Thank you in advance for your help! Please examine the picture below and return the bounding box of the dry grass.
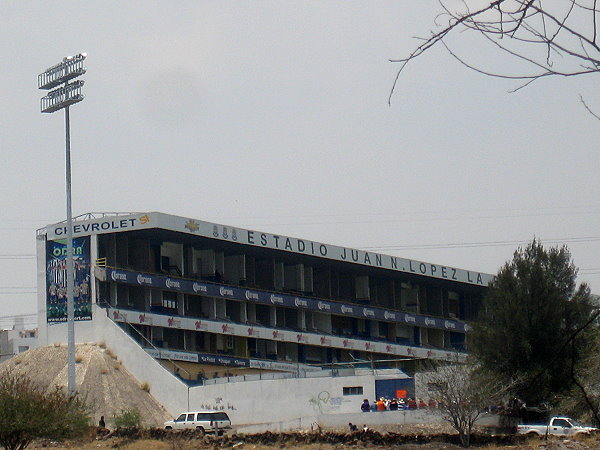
[32,440,339,450]
[121,441,172,450]
[140,381,150,392]
[41,439,173,449]
[31,432,600,450]
[75,354,83,363]
[99,341,107,349]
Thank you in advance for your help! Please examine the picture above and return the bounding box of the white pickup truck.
[517,417,598,437]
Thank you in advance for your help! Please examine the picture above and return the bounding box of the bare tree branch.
[421,362,518,447]
[580,94,600,119]
[392,0,600,114]
[570,339,600,426]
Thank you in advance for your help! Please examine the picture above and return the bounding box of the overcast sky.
[1,1,599,325]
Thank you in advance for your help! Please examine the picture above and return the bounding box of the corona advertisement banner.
[46,236,91,322]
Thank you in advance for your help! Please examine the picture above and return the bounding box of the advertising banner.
[103,267,469,333]
[46,236,91,322]
[110,307,467,362]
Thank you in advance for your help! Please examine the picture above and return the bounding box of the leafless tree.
[558,330,600,426]
[422,362,514,447]
[390,1,600,104]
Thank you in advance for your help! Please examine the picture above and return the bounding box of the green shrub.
[0,369,90,450]
[112,407,142,428]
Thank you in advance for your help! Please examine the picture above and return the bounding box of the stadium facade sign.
[46,212,493,286]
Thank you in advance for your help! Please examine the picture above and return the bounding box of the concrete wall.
[234,410,505,433]
[318,411,502,430]
[86,306,388,425]
[90,305,189,416]
[43,320,96,347]
[187,373,377,425]
[318,409,443,428]
[0,330,39,362]
[39,303,418,427]
[236,410,448,433]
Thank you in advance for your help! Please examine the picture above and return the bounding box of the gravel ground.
[27,427,600,449]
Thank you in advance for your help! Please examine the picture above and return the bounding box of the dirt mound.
[1,343,171,427]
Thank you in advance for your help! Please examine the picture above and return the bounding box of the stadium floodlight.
[39,53,86,114]
[40,80,85,113]
[38,53,87,90]
[38,53,87,396]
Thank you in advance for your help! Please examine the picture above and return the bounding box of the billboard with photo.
[46,236,91,322]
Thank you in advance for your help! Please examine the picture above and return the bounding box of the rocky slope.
[0,343,171,427]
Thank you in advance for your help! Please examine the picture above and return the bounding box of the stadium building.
[36,212,493,425]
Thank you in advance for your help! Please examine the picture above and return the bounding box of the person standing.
[360,399,370,412]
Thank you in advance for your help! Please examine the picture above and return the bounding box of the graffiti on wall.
[308,391,343,413]
[199,397,236,411]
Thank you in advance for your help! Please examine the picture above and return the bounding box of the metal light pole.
[38,53,87,396]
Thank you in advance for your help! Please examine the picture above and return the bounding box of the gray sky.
[1,1,599,324]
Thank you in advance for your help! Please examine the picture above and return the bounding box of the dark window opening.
[343,386,364,396]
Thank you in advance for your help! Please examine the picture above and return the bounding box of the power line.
[359,236,600,251]
[2,234,600,260]
[0,313,36,318]
[0,313,38,327]
[0,255,35,259]
[0,317,37,322]
[242,210,600,229]
[218,204,600,221]
[0,292,37,295]
[0,287,36,290]
[0,287,37,294]
[3,205,600,237]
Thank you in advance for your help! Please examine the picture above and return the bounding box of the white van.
[164,410,232,435]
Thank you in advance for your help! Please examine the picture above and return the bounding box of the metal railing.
[40,80,84,113]
[38,55,86,90]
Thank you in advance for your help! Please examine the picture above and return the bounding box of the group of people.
[348,422,369,432]
[212,371,235,379]
[360,397,436,412]
[47,257,91,321]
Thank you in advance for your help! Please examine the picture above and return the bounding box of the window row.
[98,232,481,320]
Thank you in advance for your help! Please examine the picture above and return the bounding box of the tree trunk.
[459,430,471,447]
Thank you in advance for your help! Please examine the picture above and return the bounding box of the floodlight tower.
[38,53,87,396]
